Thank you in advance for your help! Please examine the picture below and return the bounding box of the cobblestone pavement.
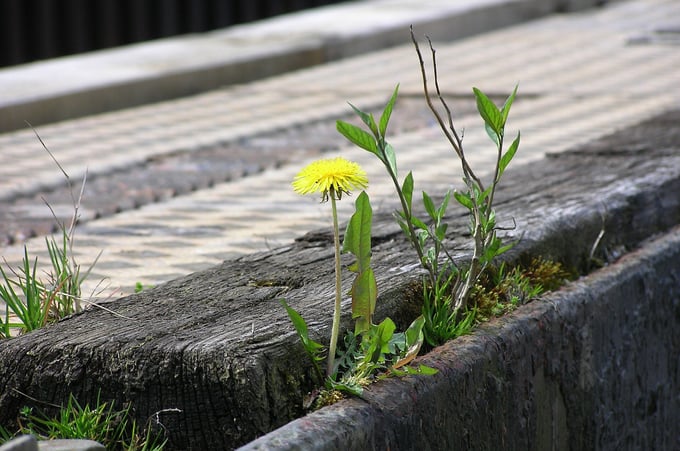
[1,0,679,299]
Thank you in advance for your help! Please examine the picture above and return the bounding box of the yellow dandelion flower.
[292,157,368,201]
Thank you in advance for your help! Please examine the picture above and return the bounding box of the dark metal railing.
[0,0,346,67]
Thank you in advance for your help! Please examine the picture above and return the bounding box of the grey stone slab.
[38,440,105,451]
[0,436,37,451]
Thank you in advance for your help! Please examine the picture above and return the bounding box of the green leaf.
[280,300,322,352]
[327,378,364,396]
[336,120,379,155]
[405,315,425,346]
[499,131,520,176]
[342,192,375,335]
[417,230,428,249]
[392,316,426,370]
[379,84,400,138]
[479,186,493,205]
[422,191,437,219]
[473,87,503,136]
[485,123,500,146]
[342,191,373,273]
[437,191,451,220]
[435,223,448,242]
[351,268,377,335]
[411,216,428,231]
[383,143,398,177]
[395,216,412,238]
[496,242,515,256]
[369,318,396,361]
[501,84,518,125]
[453,190,474,210]
[415,365,439,375]
[280,299,326,376]
[401,172,414,212]
[349,102,379,137]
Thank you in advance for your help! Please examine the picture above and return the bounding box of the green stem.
[379,143,435,288]
[327,189,342,377]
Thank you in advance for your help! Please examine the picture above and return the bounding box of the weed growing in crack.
[0,128,101,337]
[337,29,521,347]
[283,157,436,402]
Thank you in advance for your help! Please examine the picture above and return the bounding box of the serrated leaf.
[349,102,379,136]
[342,191,373,273]
[336,120,379,155]
[473,87,502,136]
[379,84,400,137]
[499,131,520,176]
[342,192,375,335]
[351,268,377,335]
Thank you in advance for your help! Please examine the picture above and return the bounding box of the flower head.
[292,157,368,201]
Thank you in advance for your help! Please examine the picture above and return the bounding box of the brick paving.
[0,0,679,300]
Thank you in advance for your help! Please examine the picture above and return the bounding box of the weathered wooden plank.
[1,111,680,449]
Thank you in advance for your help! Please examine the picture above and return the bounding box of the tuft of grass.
[0,128,100,338]
[0,248,47,336]
[0,393,166,451]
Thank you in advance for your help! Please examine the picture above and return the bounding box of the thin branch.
[410,28,483,190]
[428,37,464,152]
[12,388,63,409]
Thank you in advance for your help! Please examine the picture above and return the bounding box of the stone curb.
[0,0,604,133]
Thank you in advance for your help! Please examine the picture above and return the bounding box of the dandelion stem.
[327,188,342,377]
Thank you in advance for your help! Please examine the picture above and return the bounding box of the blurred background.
[0,0,349,67]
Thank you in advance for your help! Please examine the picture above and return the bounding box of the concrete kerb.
[0,0,605,133]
